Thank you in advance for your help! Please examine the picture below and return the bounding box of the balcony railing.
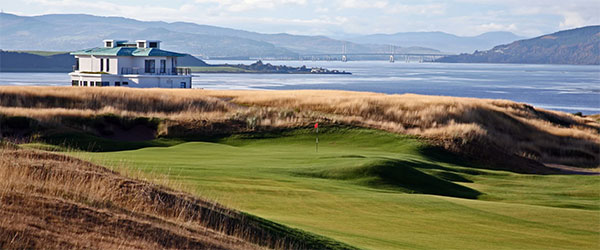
[120,67,191,75]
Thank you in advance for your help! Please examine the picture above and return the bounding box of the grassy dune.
[1,86,598,172]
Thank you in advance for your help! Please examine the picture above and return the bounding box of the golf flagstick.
[315,123,318,153]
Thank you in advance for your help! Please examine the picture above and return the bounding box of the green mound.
[297,159,481,199]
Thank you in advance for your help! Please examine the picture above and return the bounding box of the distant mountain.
[436,26,600,65]
[0,50,207,72]
[0,51,74,72]
[0,13,441,58]
[348,31,525,53]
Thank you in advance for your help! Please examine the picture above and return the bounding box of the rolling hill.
[437,26,600,65]
[0,13,440,58]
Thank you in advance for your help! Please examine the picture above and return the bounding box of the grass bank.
[0,146,357,249]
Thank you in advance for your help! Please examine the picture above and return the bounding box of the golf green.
[74,128,600,249]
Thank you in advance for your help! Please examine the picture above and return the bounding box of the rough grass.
[0,147,357,250]
[1,86,597,173]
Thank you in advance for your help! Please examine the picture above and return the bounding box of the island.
[187,60,350,74]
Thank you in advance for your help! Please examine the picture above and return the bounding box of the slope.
[437,26,600,65]
[0,147,356,250]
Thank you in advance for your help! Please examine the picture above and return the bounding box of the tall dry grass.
[1,86,598,171]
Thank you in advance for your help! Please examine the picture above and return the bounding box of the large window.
[71,80,79,86]
[100,59,104,72]
[145,60,155,73]
[160,59,166,73]
[74,58,79,71]
[106,59,110,72]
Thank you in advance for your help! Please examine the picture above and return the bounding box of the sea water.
[1,61,598,114]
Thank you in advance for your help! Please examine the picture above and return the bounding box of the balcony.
[120,67,191,75]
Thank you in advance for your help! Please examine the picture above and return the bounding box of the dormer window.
[149,42,158,48]
[105,41,112,48]
[137,41,145,48]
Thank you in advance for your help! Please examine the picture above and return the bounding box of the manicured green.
[69,128,599,250]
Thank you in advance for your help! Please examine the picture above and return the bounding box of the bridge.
[298,53,453,62]
[197,44,455,62]
[298,44,454,62]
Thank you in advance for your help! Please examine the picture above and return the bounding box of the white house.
[69,40,192,88]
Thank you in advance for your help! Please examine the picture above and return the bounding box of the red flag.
[314,123,318,128]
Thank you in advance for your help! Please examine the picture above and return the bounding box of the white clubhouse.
[69,40,192,88]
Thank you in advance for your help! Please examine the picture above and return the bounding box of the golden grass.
[1,86,598,170]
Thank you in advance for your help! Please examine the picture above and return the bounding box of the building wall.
[69,73,191,89]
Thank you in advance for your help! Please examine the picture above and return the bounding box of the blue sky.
[2,0,599,37]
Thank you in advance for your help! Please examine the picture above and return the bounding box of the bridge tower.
[341,43,347,62]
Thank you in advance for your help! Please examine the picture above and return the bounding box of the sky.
[1,0,599,37]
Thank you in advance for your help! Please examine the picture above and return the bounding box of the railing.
[176,67,192,75]
[120,67,191,75]
[121,67,140,74]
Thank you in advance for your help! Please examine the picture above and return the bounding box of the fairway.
[75,128,600,249]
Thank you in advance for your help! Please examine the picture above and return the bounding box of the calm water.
[1,61,599,114]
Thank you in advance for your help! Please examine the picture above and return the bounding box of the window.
[105,41,112,47]
[106,59,110,72]
[138,42,145,48]
[102,82,109,87]
[71,80,79,86]
[83,81,87,86]
[122,81,128,86]
[96,81,102,87]
[180,82,186,88]
[74,58,79,71]
[115,81,120,86]
[149,42,158,48]
[160,59,166,73]
[145,60,155,73]
[100,58,104,72]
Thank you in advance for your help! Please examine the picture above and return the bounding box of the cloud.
[475,22,518,33]
[338,0,388,9]
[195,0,307,12]
[8,0,600,37]
[385,3,446,15]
